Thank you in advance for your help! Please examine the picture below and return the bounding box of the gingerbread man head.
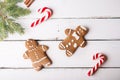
[59,26,88,57]
[23,39,52,71]
[25,39,38,50]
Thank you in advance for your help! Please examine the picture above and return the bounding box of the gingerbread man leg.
[41,57,52,67]
[32,63,43,71]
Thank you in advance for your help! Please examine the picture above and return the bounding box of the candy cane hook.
[31,7,53,27]
[87,53,106,76]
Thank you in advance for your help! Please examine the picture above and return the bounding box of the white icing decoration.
[44,62,51,67]
[77,31,81,35]
[68,42,71,46]
[80,41,85,47]
[42,45,45,51]
[68,29,72,35]
[25,53,28,58]
[72,32,79,40]
[66,45,69,48]
[59,43,65,49]
[73,43,77,48]
[80,26,87,31]
[59,45,63,49]
[79,28,83,33]
[33,56,47,64]
[35,52,39,59]
[66,50,72,56]
[71,39,74,42]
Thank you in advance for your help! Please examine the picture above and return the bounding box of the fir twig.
[0,0,31,40]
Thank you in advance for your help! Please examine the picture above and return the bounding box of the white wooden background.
[0,0,120,80]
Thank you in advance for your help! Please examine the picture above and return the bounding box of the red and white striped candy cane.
[87,53,106,76]
[31,7,53,27]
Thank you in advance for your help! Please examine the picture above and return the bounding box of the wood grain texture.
[5,19,120,40]
[0,69,120,80]
[19,0,120,18]
[0,41,120,67]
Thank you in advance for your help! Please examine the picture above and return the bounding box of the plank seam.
[0,67,120,69]
[3,39,120,42]
[19,17,120,19]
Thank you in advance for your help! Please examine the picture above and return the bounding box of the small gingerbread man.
[59,25,88,57]
[23,39,52,71]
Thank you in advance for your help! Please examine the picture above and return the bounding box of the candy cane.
[87,53,106,76]
[31,7,53,27]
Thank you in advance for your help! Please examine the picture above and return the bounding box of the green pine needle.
[0,0,31,40]
[4,0,23,4]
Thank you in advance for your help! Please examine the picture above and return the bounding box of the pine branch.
[0,0,31,40]
[4,0,23,4]
[0,17,8,40]
[5,3,31,18]
[6,18,24,34]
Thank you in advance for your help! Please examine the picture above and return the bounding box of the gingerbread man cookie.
[23,39,52,71]
[24,0,34,7]
[59,26,88,57]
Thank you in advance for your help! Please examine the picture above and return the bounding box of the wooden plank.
[19,0,120,18]
[6,19,120,40]
[0,41,120,67]
[0,68,120,80]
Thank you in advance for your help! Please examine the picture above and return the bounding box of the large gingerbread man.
[23,39,52,71]
[59,26,88,57]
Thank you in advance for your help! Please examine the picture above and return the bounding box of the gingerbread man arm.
[79,39,87,48]
[38,45,49,52]
[59,29,74,50]
[59,42,65,50]
[77,26,88,48]
[23,51,29,59]
[65,29,74,36]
